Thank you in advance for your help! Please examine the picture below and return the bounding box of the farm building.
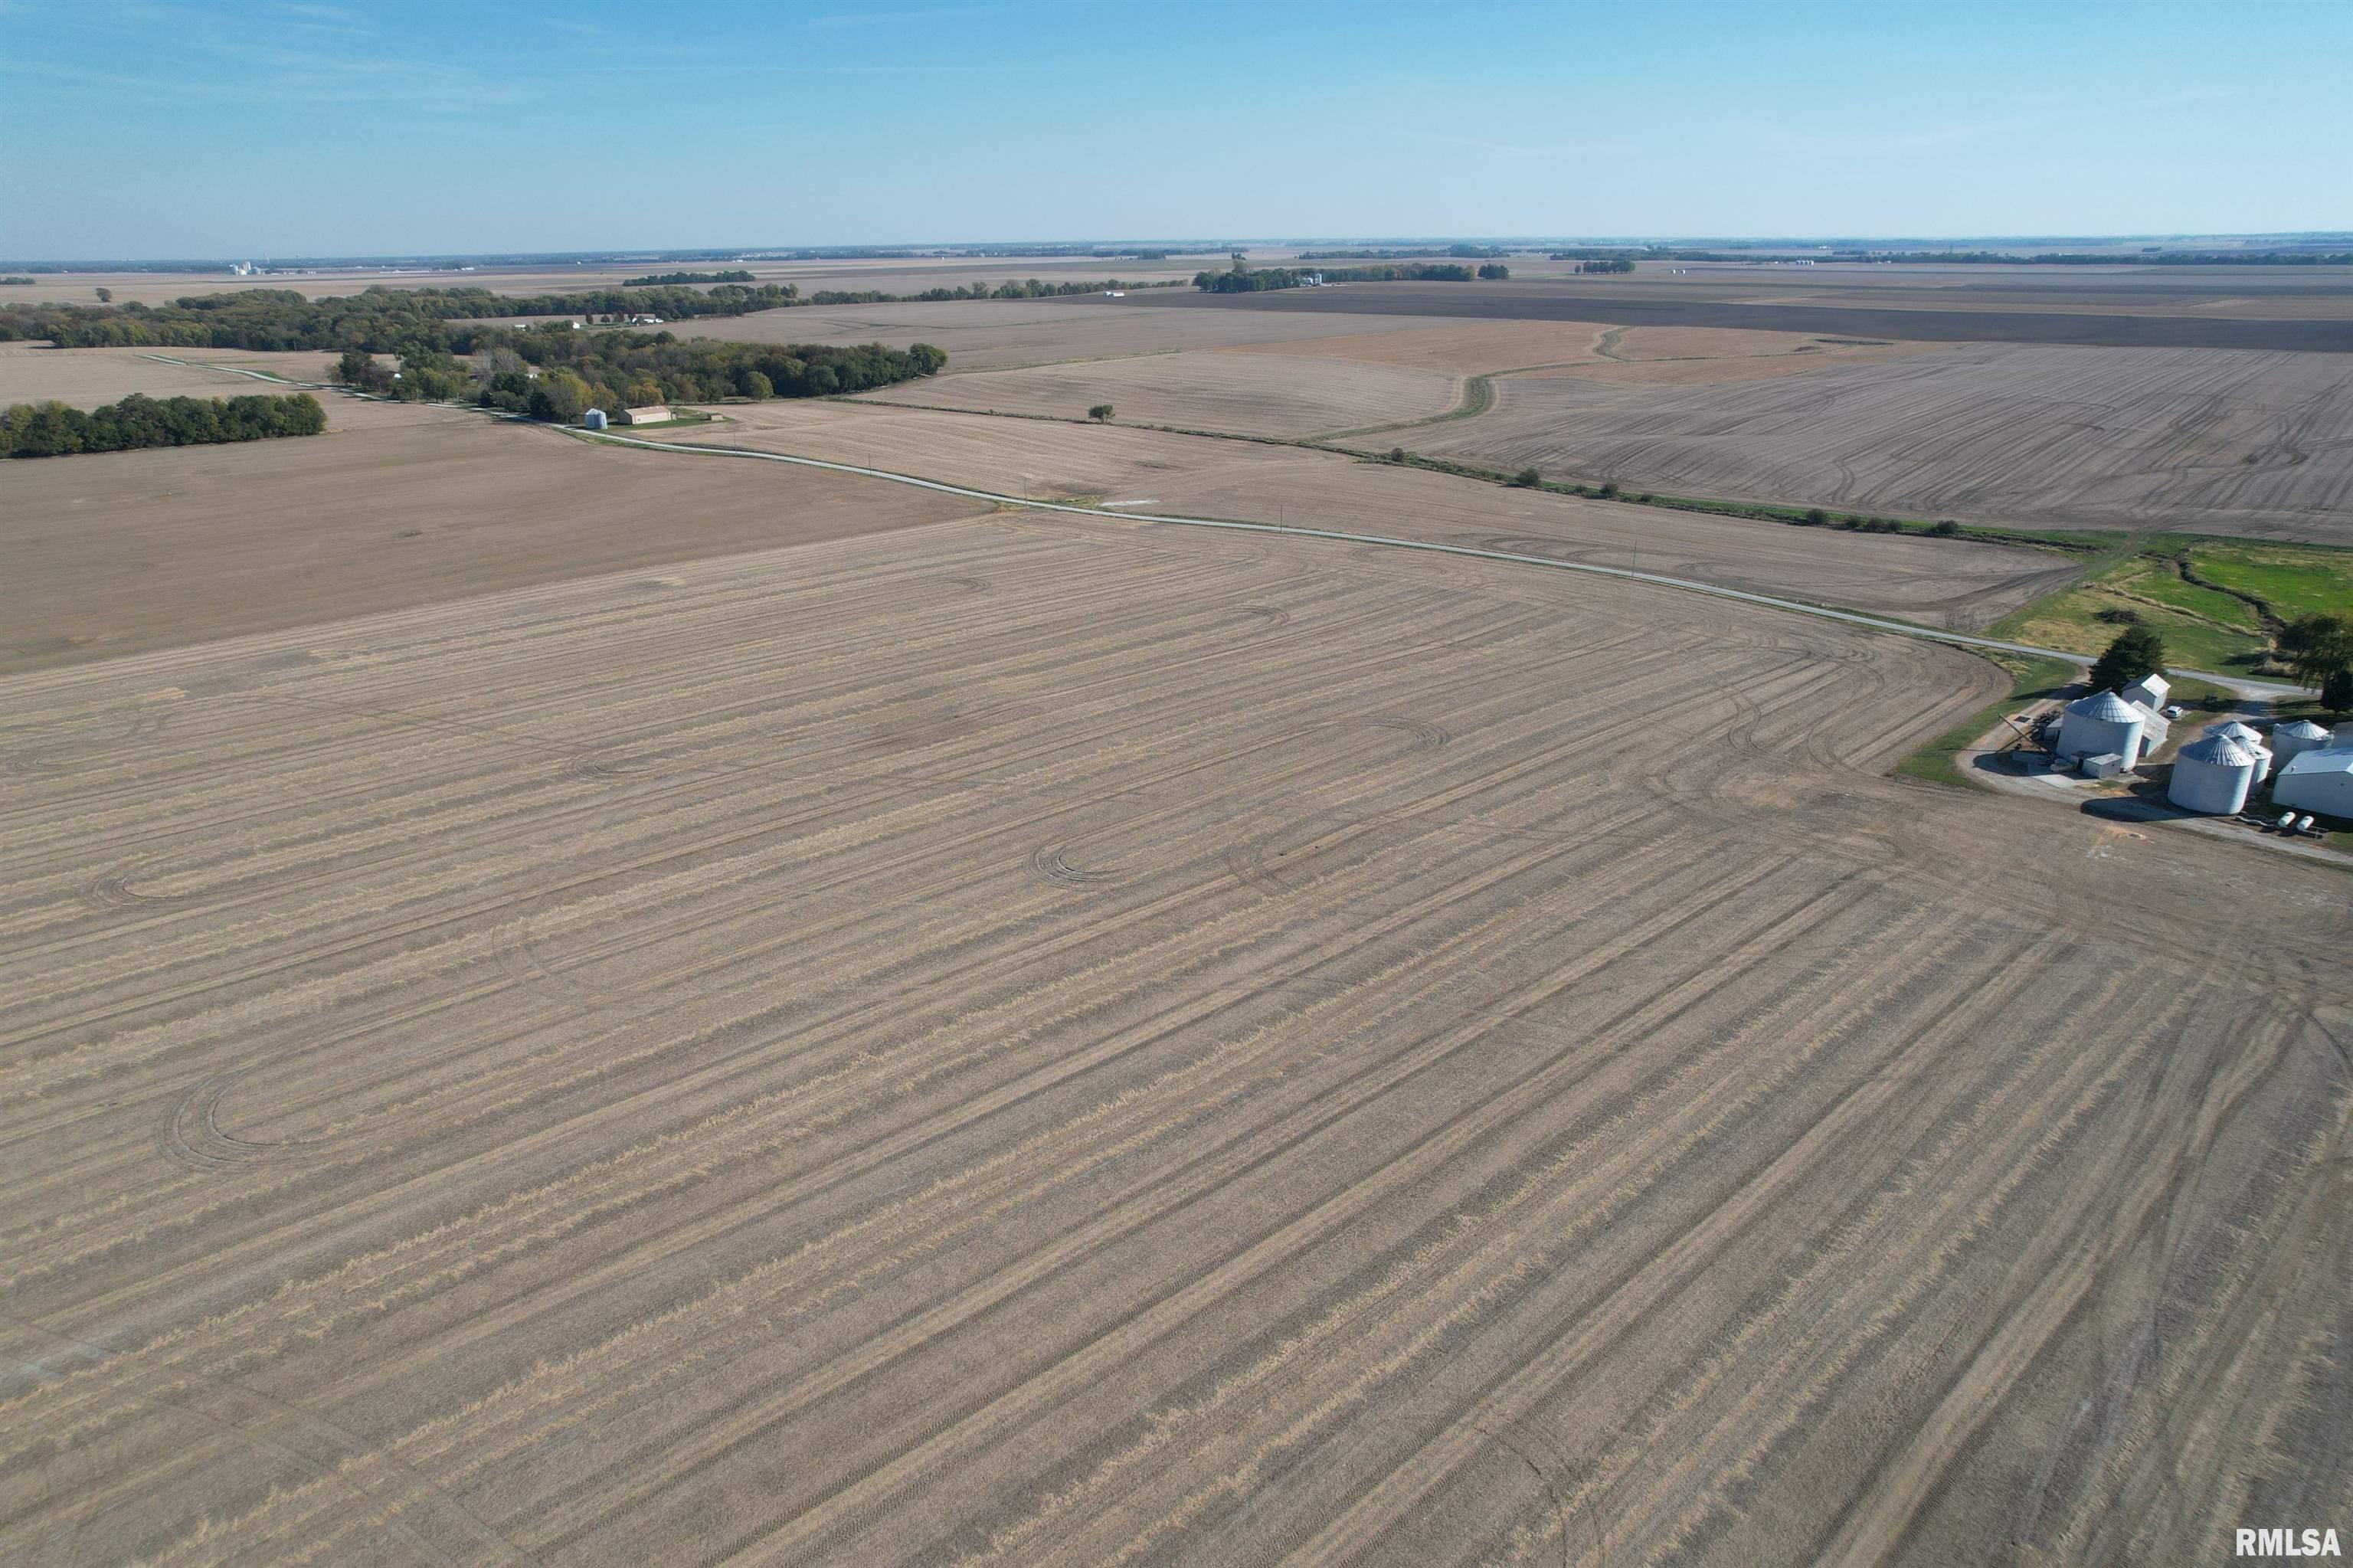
[2120,673,2169,712]
[616,406,670,426]
[2271,719,2332,767]
[2273,746,2353,819]
[2057,690,2145,768]
[581,409,608,431]
[2167,735,2260,816]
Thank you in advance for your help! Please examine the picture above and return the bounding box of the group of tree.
[333,328,948,420]
[621,270,755,286]
[0,276,31,286]
[2090,612,2353,710]
[2,391,326,459]
[806,277,1181,305]
[0,275,1184,354]
[2089,624,2168,692]
[2282,612,2353,710]
[1297,244,1508,260]
[0,283,803,352]
[1573,258,1637,273]
[1194,260,1497,293]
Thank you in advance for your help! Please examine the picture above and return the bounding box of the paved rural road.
[581,429,2309,699]
[133,356,2309,699]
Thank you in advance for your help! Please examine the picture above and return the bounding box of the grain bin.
[2057,690,2146,768]
[2203,721,2273,780]
[2168,735,2260,815]
[2273,719,2331,767]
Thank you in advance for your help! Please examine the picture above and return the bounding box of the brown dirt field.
[674,299,1458,371]
[856,350,1464,437]
[0,419,986,673]
[1222,320,1618,373]
[3,516,2345,1566]
[642,398,1314,500]
[637,402,2065,627]
[0,346,273,409]
[1382,341,2353,543]
[1222,322,1945,387]
[0,345,391,414]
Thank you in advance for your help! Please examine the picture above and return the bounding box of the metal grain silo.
[2058,690,2146,768]
[2203,721,2273,780]
[2168,735,2260,815]
[2272,719,2331,768]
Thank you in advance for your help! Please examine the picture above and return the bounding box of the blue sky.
[2,0,2346,260]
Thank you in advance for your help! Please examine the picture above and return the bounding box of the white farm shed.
[2167,735,2260,815]
[2271,719,2332,767]
[2057,690,2145,768]
[2272,746,2353,820]
[616,405,671,426]
[2120,673,2169,712]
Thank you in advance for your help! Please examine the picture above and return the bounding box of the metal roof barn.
[2057,690,2146,768]
[2167,735,2260,816]
[2273,746,2353,820]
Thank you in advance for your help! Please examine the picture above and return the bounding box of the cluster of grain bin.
[2164,715,2350,821]
[2167,735,2262,814]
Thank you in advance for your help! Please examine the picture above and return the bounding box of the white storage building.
[2057,690,2146,768]
[2120,673,2169,712]
[2168,735,2261,815]
[2271,719,2332,767]
[2273,745,2353,820]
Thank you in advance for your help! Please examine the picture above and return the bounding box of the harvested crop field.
[857,349,1464,437]
[5,515,2347,1566]
[1375,341,2353,544]
[0,419,986,671]
[638,402,2067,626]
[0,346,284,410]
[673,299,1458,372]
[1127,281,2353,353]
[1227,322,1941,385]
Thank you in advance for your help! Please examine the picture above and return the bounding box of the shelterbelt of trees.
[0,284,803,351]
[0,275,1181,354]
[621,270,756,286]
[2,391,325,459]
[1195,261,1504,292]
[340,329,947,421]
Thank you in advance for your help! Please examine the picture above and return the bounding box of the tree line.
[805,277,1183,305]
[2,391,326,459]
[0,283,806,351]
[336,331,947,421]
[1572,258,1637,273]
[621,270,756,285]
[1194,262,1500,292]
[1298,244,1507,260]
[0,274,1181,355]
